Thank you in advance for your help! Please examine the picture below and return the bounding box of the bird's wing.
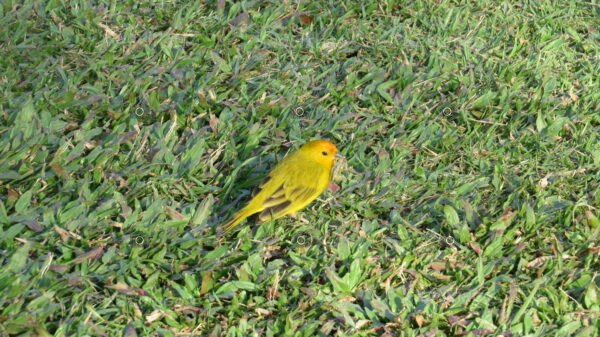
[256,166,325,221]
[258,184,319,221]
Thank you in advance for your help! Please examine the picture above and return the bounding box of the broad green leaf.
[7,243,31,273]
[14,191,32,214]
[215,281,258,294]
[444,205,460,226]
[203,246,229,260]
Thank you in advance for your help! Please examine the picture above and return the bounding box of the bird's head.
[298,139,338,168]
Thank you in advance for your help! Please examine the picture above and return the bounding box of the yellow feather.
[220,140,338,235]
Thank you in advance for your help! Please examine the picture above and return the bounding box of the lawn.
[1,0,599,336]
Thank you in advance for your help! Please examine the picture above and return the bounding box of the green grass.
[1,0,599,336]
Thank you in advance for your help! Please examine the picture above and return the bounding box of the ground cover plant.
[1,0,599,336]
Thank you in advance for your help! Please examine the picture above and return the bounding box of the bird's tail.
[219,208,253,236]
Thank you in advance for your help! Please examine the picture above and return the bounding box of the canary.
[220,139,338,234]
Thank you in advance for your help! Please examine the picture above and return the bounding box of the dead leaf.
[7,189,20,202]
[84,141,97,150]
[97,22,120,40]
[255,308,271,316]
[67,275,84,286]
[441,295,454,309]
[54,225,74,241]
[108,173,127,189]
[209,114,219,133]
[430,262,445,271]
[14,238,30,245]
[585,210,599,228]
[585,247,600,254]
[50,162,68,178]
[515,242,527,252]
[531,310,541,325]
[328,182,340,193]
[274,130,286,138]
[108,282,147,296]
[199,271,214,295]
[298,14,313,25]
[339,295,356,303]
[119,131,138,144]
[414,314,426,327]
[230,12,249,27]
[498,207,516,225]
[355,319,371,329]
[431,272,451,281]
[49,264,70,273]
[539,175,549,188]
[448,315,469,327]
[174,305,203,313]
[377,147,390,159]
[300,287,316,297]
[569,91,579,102]
[24,219,43,232]
[145,310,165,323]
[165,207,186,220]
[321,41,338,54]
[65,121,79,132]
[526,255,552,268]
[266,287,279,300]
[133,303,143,319]
[469,242,482,255]
[74,246,104,264]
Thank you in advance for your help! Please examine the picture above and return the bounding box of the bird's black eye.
[322,151,328,156]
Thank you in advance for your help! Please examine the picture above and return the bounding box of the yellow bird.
[220,139,338,234]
